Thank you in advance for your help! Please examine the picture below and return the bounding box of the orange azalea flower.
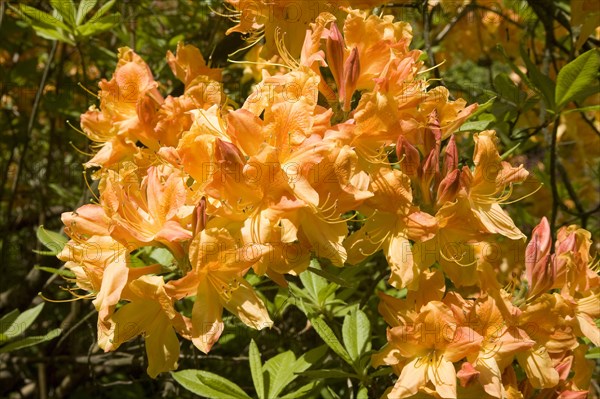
[106,275,188,378]
[462,295,535,398]
[81,47,164,168]
[438,130,529,241]
[373,300,482,398]
[101,163,192,262]
[166,226,272,353]
[345,167,437,289]
[155,43,223,147]
[224,1,386,59]
[59,205,161,349]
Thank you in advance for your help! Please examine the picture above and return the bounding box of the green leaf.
[76,14,120,37]
[342,309,371,364]
[307,266,353,288]
[249,340,265,399]
[264,351,296,398]
[87,0,116,23]
[562,104,600,114]
[300,261,328,304]
[309,316,353,366]
[585,347,600,359]
[11,4,70,31]
[499,143,521,161]
[555,49,600,109]
[458,120,493,132]
[279,381,322,399]
[493,73,524,106]
[36,226,68,255]
[0,310,19,340]
[10,4,75,44]
[34,265,75,278]
[171,370,251,399]
[2,303,45,341]
[76,0,98,25]
[50,0,76,27]
[293,345,328,374]
[519,45,556,110]
[149,247,175,267]
[0,328,60,353]
[298,369,358,379]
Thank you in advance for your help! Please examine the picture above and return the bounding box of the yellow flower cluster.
[57,6,599,397]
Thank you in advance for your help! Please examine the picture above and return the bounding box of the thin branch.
[5,40,58,230]
[549,119,559,241]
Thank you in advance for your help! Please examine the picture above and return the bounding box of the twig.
[549,119,559,241]
[5,40,58,231]
[556,162,588,228]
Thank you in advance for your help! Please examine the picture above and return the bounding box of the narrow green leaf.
[499,143,521,161]
[519,45,556,110]
[279,381,322,399]
[11,4,70,30]
[562,104,600,115]
[493,73,524,106]
[307,266,353,288]
[171,370,251,399]
[496,45,532,88]
[77,13,120,37]
[298,369,358,379]
[0,328,61,353]
[0,310,19,340]
[36,226,68,255]
[149,247,175,267]
[467,96,496,119]
[50,0,76,27]
[293,345,328,374]
[325,386,342,399]
[264,351,296,398]
[2,303,45,340]
[76,0,98,25]
[249,340,265,399]
[585,347,600,359]
[458,120,493,132]
[88,0,116,23]
[34,265,75,278]
[300,261,328,304]
[555,49,600,109]
[342,309,371,364]
[309,317,353,366]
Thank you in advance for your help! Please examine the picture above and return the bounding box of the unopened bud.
[422,146,440,183]
[457,362,479,388]
[525,217,554,298]
[443,135,459,176]
[342,47,360,112]
[192,197,207,237]
[326,22,345,91]
[215,138,245,171]
[396,135,420,177]
[436,169,460,205]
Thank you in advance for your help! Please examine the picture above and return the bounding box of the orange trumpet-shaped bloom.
[166,226,272,353]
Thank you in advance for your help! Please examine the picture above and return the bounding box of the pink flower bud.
[396,135,420,176]
[457,362,479,387]
[192,197,207,237]
[342,47,360,112]
[436,169,461,205]
[443,135,459,176]
[326,22,345,92]
[525,217,554,298]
